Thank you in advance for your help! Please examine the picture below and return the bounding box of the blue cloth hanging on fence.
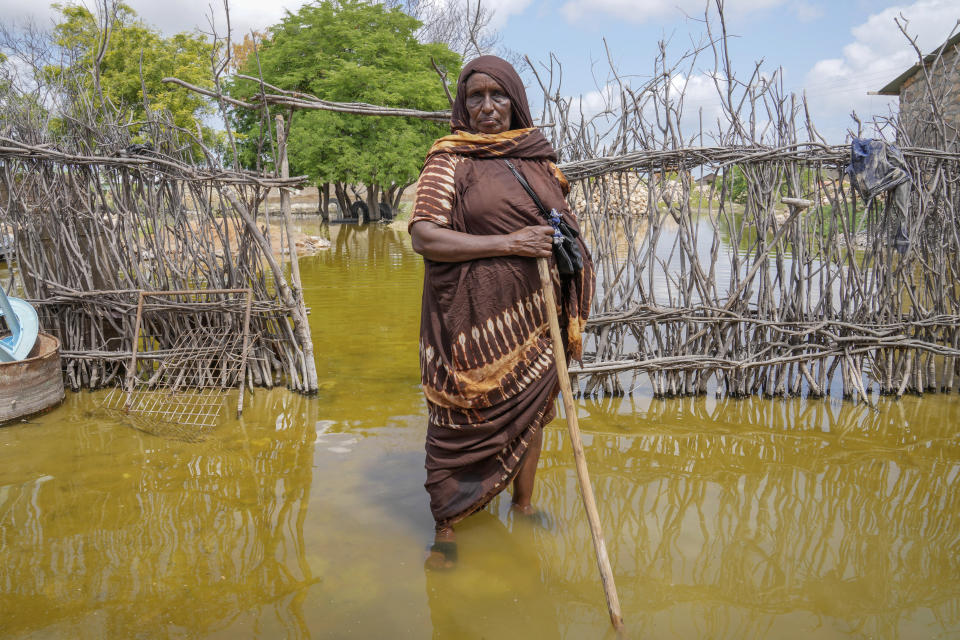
[846,138,910,200]
[845,138,912,253]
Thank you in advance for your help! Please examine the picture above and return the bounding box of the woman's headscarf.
[433,55,557,162]
[451,55,534,132]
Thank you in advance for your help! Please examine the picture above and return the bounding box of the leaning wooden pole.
[123,291,146,411]
[276,114,319,393]
[237,288,253,418]
[219,187,316,392]
[537,257,625,635]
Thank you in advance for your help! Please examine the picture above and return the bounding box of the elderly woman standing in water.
[408,56,593,569]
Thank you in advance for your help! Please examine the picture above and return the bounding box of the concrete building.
[874,32,960,149]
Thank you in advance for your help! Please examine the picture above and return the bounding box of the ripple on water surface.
[0,223,958,639]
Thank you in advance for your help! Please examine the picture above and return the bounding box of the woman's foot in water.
[510,501,552,528]
[425,526,457,571]
[509,502,537,516]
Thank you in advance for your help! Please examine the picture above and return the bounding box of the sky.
[1,0,958,143]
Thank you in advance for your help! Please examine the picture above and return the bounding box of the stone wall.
[898,43,960,149]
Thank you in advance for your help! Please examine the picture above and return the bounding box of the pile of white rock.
[568,175,697,215]
[568,174,649,215]
[816,178,850,207]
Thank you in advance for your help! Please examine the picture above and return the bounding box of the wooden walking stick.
[537,257,626,635]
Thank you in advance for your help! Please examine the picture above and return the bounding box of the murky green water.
[1,223,958,639]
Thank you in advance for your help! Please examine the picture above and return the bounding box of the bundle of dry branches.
[0,138,315,392]
[5,0,958,407]
[532,6,960,403]
[0,0,319,396]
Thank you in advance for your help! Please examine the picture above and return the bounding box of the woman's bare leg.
[511,427,543,514]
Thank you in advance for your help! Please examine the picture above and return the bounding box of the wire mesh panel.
[102,289,253,440]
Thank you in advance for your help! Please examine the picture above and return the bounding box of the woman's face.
[464,72,512,134]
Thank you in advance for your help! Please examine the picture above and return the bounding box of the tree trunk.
[392,183,409,209]
[334,182,350,219]
[366,182,380,222]
[320,182,330,221]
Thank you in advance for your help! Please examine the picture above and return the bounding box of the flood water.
[1,223,959,639]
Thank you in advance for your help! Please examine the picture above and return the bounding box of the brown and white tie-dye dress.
[409,129,593,528]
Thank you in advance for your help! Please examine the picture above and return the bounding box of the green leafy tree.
[51,2,214,150]
[230,0,460,220]
[1,52,55,143]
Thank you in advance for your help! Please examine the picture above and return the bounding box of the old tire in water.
[350,200,369,222]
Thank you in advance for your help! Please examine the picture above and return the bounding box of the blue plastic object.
[845,138,911,202]
[845,138,914,254]
[0,287,38,362]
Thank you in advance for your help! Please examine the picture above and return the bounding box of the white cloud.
[0,1,526,39]
[481,0,535,28]
[669,72,728,136]
[566,83,617,120]
[792,1,823,22]
[0,0,56,27]
[559,71,746,151]
[0,0,311,37]
[128,0,311,36]
[560,0,787,24]
[801,0,959,140]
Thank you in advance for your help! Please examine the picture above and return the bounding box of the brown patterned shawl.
[410,56,594,528]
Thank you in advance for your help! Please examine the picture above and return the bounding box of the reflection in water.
[423,511,563,640]
[0,390,319,638]
[0,224,958,639]
[533,395,960,639]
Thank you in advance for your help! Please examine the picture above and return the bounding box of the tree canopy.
[50,2,214,142]
[229,0,460,213]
